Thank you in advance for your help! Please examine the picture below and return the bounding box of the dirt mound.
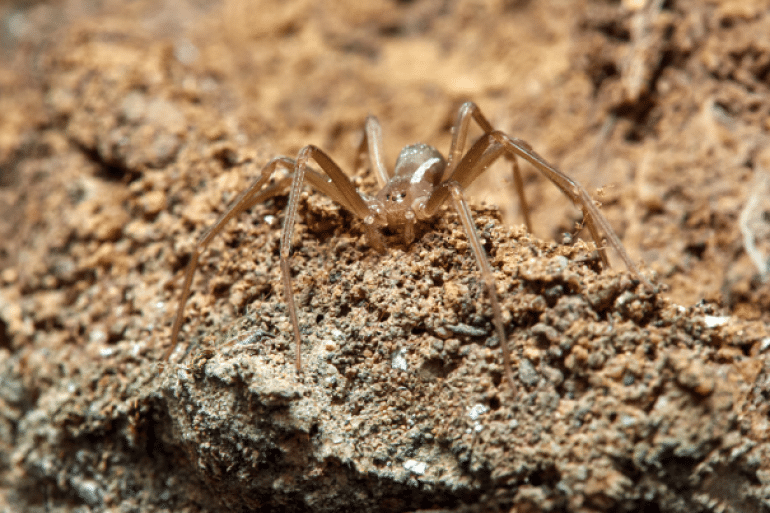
[1,1,769,511]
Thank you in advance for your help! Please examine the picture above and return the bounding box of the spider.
[165,102,652,390]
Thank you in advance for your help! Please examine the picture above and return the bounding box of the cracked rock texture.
[2,0,770,512]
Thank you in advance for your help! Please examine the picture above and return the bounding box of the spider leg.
[353,115,389,187]
[418,129,653,389]
[167,150,373,365]
[444,131,653,288]
[510,156,532,233]
[166,157,296,362]
[418,179,516,391]
[490,130,653,288]
[303,168,362,214]
[445,102,494,176]
[281,145,373,371]
[446,102,532,232]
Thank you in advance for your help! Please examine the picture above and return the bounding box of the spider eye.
[384,191,407,203]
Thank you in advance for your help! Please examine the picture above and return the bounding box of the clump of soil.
[1,1,769,512]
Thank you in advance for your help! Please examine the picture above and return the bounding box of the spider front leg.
[353,115,390,188]
[279,145,372,372]
[417,180,516,391]
[166,157,296,362]
[167,149,371,366]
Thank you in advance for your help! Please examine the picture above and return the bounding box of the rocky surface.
[1,0,770,511]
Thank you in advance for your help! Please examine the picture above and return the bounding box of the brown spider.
[165,102,652,390]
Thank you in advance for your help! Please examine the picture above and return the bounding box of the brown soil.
[1,0,770,511]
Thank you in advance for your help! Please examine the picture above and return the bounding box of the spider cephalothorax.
[363,143,446,248]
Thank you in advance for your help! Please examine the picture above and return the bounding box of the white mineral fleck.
[703,315,729,328]
[403,459,427,475]
[468,403,488,421]
[391,348,408,371]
